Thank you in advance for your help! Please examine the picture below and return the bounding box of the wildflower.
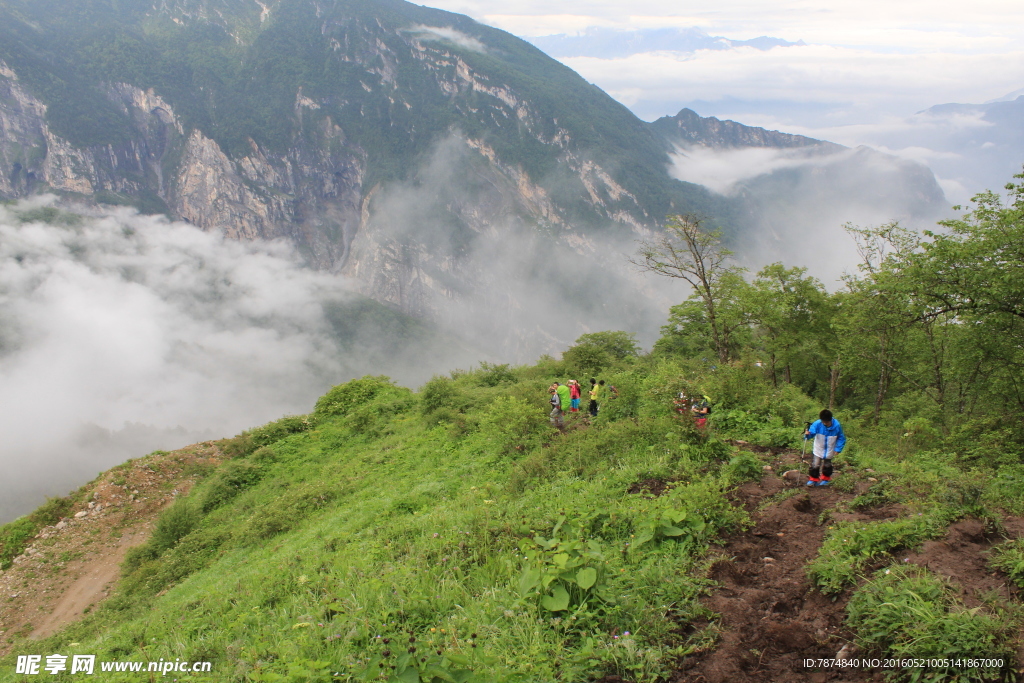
[433,533,439,538]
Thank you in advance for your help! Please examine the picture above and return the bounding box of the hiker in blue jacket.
[804,409,846,486]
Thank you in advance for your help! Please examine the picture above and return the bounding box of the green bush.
[0,517,37,571]
[199,459,269,512]
[478,396,553,458]
[150,499,202,554]
[419,375,470,418]
[476,362,517,387]
[723,452,764,484]
[989,539,1024,588]
[847,566,1014,681]
[314,375,406,417]
[807,516,945,594]
[221,415,314,458]
[0,494,78,569]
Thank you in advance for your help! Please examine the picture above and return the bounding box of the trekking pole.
[801,422,811,463]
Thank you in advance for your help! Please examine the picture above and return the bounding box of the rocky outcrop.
[651,108,841,151]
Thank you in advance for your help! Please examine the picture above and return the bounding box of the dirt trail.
[0,443,222,655]
[29,525,150,641]
[671,446,1024,683]
[673,446,898,683]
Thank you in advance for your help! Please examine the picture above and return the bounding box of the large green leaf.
[423,664,456,682]
[394,668,420,683]
[541,584,570,611]
[632,527,655,548]
[518,567,540,596]
[576,567,597,590]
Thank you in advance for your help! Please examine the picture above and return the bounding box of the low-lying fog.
[0,198,469,523]
[669,144,952,285]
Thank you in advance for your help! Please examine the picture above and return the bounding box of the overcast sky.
[425,0,1024,134]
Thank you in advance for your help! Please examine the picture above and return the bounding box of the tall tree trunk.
[828,353,841,410]
[873,363,890,424]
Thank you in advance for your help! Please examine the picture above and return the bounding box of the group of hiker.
[547,379,847,486]
[548,378,615,427]
[673,391,713,428]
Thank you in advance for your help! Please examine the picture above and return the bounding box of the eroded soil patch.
[0,443,222,655]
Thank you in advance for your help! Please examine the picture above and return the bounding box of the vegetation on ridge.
[3,176,1024,680]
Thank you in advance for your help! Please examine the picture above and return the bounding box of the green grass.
[0,366,754,682]
[4,352,1024,681]
[847,565,1016,682]
[989,539,1024,589]
[807,516,946,595]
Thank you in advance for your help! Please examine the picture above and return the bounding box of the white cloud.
[407,25,488,52]
[559,45,1024,120]
[0,198,477,522]
[668,145,822,194]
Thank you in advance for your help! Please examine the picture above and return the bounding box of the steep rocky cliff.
[0,0,948,354]
[651,108,841,151]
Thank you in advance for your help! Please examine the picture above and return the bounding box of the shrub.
[847,565,1014,681]
[573,331,640,360]
[476,361,517,387]
[420,375,469,418]
[314,375,404,418]
[723,452,764,484]
[221,415,314,458]
[807,516,945,594]
[0,494,78,569]
[150,499,202,554]
[199,459,268,512]
[562,343,612,376]
[478,396,553,458]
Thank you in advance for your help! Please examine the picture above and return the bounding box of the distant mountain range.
[528,27,804,59]
[0,0,948,355]
[868,95,1024,204]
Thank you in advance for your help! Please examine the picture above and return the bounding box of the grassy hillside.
[5,186,1024,680]
[2,346,1022,682]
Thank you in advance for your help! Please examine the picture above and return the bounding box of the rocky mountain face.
[652,108,948,279]
[651,108,840,151]
[0,0,949,354]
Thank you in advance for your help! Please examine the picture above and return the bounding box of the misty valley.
[1,0,1023,681]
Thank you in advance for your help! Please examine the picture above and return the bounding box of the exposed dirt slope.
[0,443,223,656]
[673,447,1024,683]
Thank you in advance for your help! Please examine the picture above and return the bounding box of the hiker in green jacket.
[556,382,572,413]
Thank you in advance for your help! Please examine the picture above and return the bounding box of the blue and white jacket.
[805,419,846,459]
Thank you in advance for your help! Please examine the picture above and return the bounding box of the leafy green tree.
[634,215,748,362]
[834,222,923,421]
[905,179,1024,413]
[742,263,833,389]
[571,331,639,359]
